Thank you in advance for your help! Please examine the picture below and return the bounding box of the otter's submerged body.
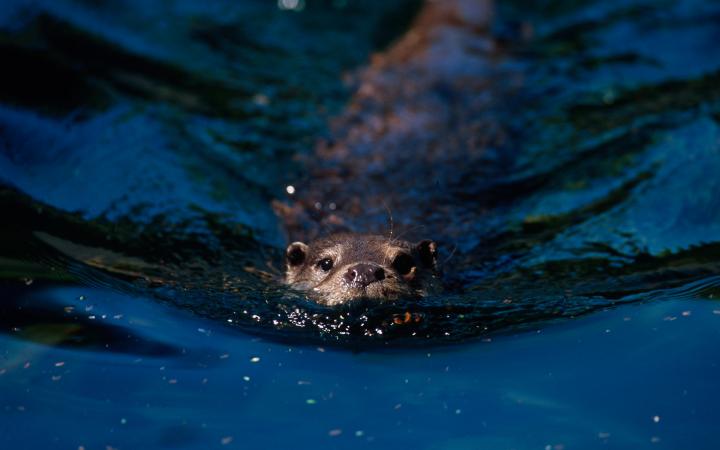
[274,0,500,308]
[274,1,498,306]
[285,234,439,305]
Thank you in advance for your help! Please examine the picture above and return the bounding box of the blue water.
[2,283,720,449]
[2,0,720,448]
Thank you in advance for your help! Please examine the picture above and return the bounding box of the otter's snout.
[344,263,385,287]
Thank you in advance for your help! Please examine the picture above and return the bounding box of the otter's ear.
[286,242,308,267]
[416,240,438,268]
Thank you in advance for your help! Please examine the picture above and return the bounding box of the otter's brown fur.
[285,233,439,306]
[273,0,505,244]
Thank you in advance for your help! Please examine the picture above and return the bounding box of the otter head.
[284,233,439,306]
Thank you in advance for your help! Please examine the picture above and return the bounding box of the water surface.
[1,0,720,448]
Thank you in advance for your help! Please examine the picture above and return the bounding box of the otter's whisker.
[442,243,458,265]
[380,200,395,268]
[392,224,428,243]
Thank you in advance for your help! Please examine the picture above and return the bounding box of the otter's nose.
[344,263,385,287]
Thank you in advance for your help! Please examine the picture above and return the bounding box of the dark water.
[1,0,720,448]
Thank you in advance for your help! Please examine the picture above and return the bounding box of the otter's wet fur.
[285,233,440,306]
[275,0,496,306]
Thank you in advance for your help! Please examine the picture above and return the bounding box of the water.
[1,0,720,448]
[2,284,719,449]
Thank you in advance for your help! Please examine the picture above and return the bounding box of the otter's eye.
[392,253,415,275]
[317,258,334,272]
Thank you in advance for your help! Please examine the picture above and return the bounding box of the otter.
[285,233,440,306]
[274,0,498,306]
